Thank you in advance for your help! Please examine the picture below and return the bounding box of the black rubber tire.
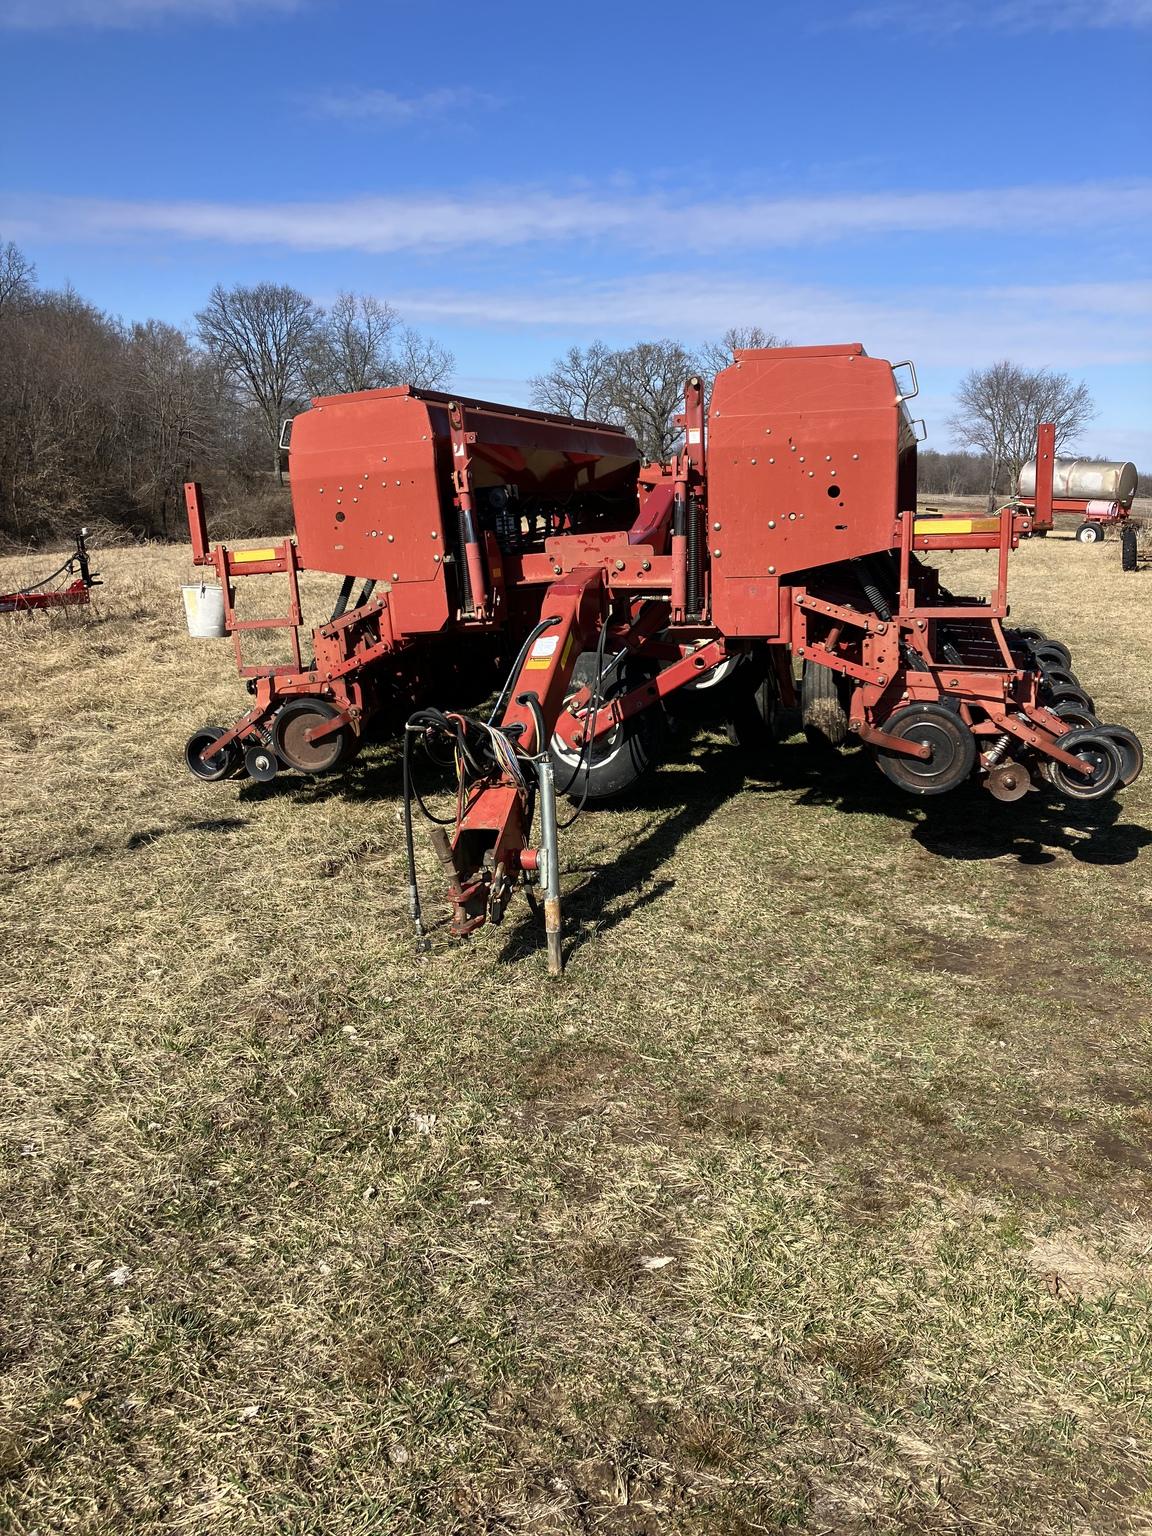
[1046,684,1095,714]
[1121,526,1138,572]
[550,651,665,803]
[185,727,240,782]
[1031,529,1049,538]
[273,698,356,774]
[801,660,849,750]
[1011,628,1047,645]
[1032,641,1072,670]
[1076,522,1105,544]
[1040,666,1079,691]
[724,655,781,751]
[1097,724,1143,787]
[873,703,977,796]
[1048,729,1123,801]
[1049,702,1100,732]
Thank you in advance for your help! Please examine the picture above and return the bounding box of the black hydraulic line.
[486,615,562,726]
[330,575,355,621]
[686,492,701,618]
[355,578,376,607]
[557,612,611,826]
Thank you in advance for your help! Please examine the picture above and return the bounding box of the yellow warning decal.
[231,547,279,562]
[913,517,1001,536]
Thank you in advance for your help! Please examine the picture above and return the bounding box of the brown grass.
[1,527,1151,1534]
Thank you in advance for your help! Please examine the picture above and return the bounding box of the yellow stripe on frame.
[231,547,280,563]
[913,517,1001,536]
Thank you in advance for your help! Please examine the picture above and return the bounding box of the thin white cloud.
[307,87,501,122]
[841,0,1152,30]
[387,273,1152,369]
[0,0,296,27]
[4,182,1151,255]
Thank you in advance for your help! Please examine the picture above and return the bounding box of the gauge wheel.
[873,703,977,796]
[801,659,850,750]
[1076,522,1105,543]
[1045,684,1095,714]
[273,698,356,774]
[1032,641,1072,670]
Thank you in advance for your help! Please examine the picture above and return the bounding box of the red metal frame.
[184,359,1141,956]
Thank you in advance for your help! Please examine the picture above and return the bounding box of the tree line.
[0,238,453,543]
[1,231,1116,544]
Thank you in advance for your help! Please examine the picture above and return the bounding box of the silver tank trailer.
[1019,456,1138,507]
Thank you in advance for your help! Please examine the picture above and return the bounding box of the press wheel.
[1047,729,1123,801]
[185,727,240,782]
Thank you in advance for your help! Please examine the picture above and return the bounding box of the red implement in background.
[1,531,98,615]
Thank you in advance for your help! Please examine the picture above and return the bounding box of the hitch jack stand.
[536,754,564,977]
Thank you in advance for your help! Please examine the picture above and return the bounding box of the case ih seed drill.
[183,344,1143,970]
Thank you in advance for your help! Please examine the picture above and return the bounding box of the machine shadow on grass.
[233,720,1150,965]
[506,729,1152,964]
[757,739,1152,868]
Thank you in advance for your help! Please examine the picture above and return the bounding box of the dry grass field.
[2,524,1151,1534]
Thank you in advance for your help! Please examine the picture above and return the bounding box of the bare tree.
[0,239,35,314]
[393,326,454,390]
[304,293,454,397]
[529,342,616,420]
[697,325,788,380]
[197,283,318,482]
[608,339,700,462]
[121,320,218,535]
[304,292,399,395]
[949,361,1095,509]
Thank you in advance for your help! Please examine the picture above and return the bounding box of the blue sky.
[1,0,1149,457]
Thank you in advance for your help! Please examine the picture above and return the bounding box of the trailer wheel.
[273,699,355,774]
[185,727,241,782]
[1047,729,1123,801]
[1076,522,1105,543]
[1097,724,1143,787]
[873,704,976,796]
[801,660,849,750]
[1121,526,1138,571]
[550,652,664,803]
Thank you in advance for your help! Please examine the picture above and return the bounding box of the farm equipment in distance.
[181,345,1143,969]
[1,530,99,614]
[1018,426,1139,543]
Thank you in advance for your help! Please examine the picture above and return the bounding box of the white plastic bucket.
[182,583,227,638]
